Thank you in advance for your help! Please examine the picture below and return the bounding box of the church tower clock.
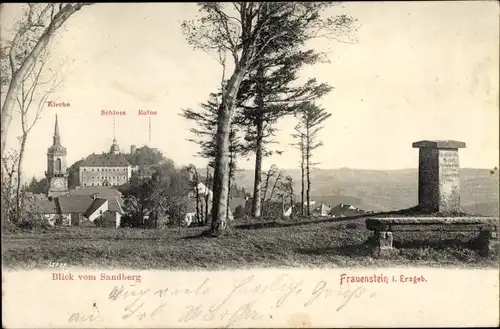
[46,114,69,197]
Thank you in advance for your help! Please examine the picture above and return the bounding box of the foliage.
[67,159,84,189]
[180,91,244,174]
[234,205,245,219]
[293,102,332,216]
[1,149,20,224]
[119,160,193,228]
[26,176,49,194]
[230,183,250,198]
[94,214,116,228]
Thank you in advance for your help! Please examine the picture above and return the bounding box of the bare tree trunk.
[251,62,265,219]
[227,159,232,222]
[289,183,295,218]
[261,169,272,219]
[15,135,27,222]
[267,171,282,216]
[204,166,210,225]
[300,134,305,216]
[1,153,18,225]
[306,130,311,217]
[210,68,245,235]
[251,117,264,218]
[195,183,200,224]
[1,4,92,157]
[191,167,200,225]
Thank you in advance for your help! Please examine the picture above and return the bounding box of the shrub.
[346,222,358,229]
[94,215,116,228]
[234,205,245,219]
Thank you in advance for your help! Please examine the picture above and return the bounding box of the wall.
[79,166,130,187]
[43,214,57,227]
[87,201,108,222]
[61,214,71,226]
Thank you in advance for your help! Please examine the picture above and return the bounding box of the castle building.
[79,138,132,187]
[46,115,69,197]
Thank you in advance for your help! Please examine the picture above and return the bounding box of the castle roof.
[80,153,130,167]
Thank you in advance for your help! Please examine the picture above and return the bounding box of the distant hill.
[232,168,499,217]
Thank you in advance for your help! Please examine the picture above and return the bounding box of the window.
[55,158,61,171]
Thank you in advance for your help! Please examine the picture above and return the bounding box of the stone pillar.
[412,140,466,214]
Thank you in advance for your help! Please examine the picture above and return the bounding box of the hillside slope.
[233,168,499,216]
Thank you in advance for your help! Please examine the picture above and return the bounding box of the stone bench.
[365,217,498,257]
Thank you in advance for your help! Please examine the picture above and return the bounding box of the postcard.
[1,2,499,328]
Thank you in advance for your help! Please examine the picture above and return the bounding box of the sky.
[1,2,499,181]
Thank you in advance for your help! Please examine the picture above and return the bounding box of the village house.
[311,203,331,217]
[329,203,367,217]
[28,192,124,228]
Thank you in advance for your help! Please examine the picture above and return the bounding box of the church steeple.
[53,114,61,145]
[46,114,68,197]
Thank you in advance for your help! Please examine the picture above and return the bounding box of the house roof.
[329,203,367,216]
[69,186,122,198]
[311,195,364,208]
[57,195,95,214]
[84,198,108,218]
[28,198,58,214]
[312,203,331,212]
[69,187,125,211]
[108,196,124,213]
[80,153,130,167]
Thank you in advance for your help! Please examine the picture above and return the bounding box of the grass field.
[3,215,499,270]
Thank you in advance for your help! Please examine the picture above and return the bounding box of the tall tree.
[185,164,202,224]
[291,127,306,216]
[237,46,332,219]
[1,3,93,157]
[67,159,84,189]
[294,102,332,216]
[14,50,65,221]
[180,91,244,179]
[181,91,246,224]
[1,149,20,225]
[182,2,357,235]
[26,176,49,194]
